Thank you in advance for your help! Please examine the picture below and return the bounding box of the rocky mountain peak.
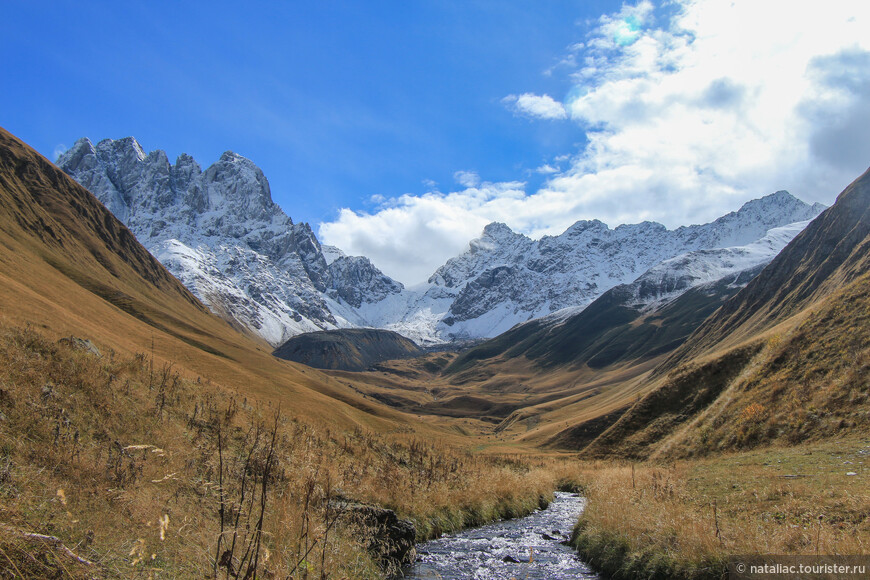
[481,222,515,238]
[199,151,276,222]
[428,190,826,340]
[614,221,668,234]
[735,190,801,216]
[59,136,405,347]
[97,136,147,163]
[170,153,202,195]
[327,255,405,308]
[57,137,95,168]
[59,134,831,347]
[563,219,609,235]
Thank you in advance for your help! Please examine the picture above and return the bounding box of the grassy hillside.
[0,320,569,578]
[655,271,870,458]
[582,167,870,459]
[0,126,581,577]
[358,266,755,451]
[0,126,403,432]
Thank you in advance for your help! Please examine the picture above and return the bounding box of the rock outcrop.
[58,137,403,346]
[273,328,422,371]
[331,500,416,574]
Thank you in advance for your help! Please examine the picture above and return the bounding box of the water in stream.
[404,491,598,579]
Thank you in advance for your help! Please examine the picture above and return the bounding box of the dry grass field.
[572,440,870,579]
[0,127,577,577]
[1,127,868,579]
[0,321,574,578]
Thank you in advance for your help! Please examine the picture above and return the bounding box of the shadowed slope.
[440,262,761,386]
[583,168,870,458]
[0,125,417,430]
[666,167,870,365]
[273,328,423,371]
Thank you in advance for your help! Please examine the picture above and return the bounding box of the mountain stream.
[404,491,598,579]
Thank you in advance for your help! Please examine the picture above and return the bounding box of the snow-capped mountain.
[624,220,813,310]
[539,219,814,325]
[58,136,825,347]
[57,137,403,346]
[418,194,825,341]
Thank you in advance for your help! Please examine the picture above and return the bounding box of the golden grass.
[0,321,575,578]
[655,272,870,458]
[572,442,870,579]
[0,128,588,577]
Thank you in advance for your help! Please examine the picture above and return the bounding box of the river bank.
[570,441,870,579]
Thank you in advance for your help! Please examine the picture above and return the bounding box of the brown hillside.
[0,125,421,431]
[666,166,870,365]
[582,169,870,458]
[0,127,580,578]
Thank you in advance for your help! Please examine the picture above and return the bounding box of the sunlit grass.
[0,322,576,578]
[572,443,870,579]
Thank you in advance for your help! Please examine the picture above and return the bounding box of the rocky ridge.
[419,194,824,340]
[58,137,402,346]
[59,137,826,346]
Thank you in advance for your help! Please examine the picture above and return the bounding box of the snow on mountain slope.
[58,137,403,346]
[619,220,813,310]
[58,135,825,347]
[466,218,817,372]
[427,196,824,341]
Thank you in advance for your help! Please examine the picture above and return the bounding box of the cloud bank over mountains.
[319,0,870,285]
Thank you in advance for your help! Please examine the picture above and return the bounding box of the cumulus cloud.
[321,0,870,285]
[558,0,870,223]
[319,182,527,285]
[535,164,560,175]
[800,47,870,171]
[503,93,568,120]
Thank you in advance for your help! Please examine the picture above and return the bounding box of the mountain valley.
[1,125,867,579]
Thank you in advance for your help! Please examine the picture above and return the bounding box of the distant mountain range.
[386,164,869,458]
[3,122,869,462]
[58,137,825,346]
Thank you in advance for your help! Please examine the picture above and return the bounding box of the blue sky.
[4,1,870,284]
[3,1,597,223]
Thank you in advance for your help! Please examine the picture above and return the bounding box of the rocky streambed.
[405,491,598,579]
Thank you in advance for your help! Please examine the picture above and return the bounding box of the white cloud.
[535,164,560,175]
[503,93,568,120]
[319,182,527,285]
[320,0,870,285]
[53,144,68,161]
[454,170,481,187]
[556,0,870,225]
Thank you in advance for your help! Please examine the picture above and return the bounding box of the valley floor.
[572,439,870,579]
[0,321,578,579]
[1,319,868,579]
